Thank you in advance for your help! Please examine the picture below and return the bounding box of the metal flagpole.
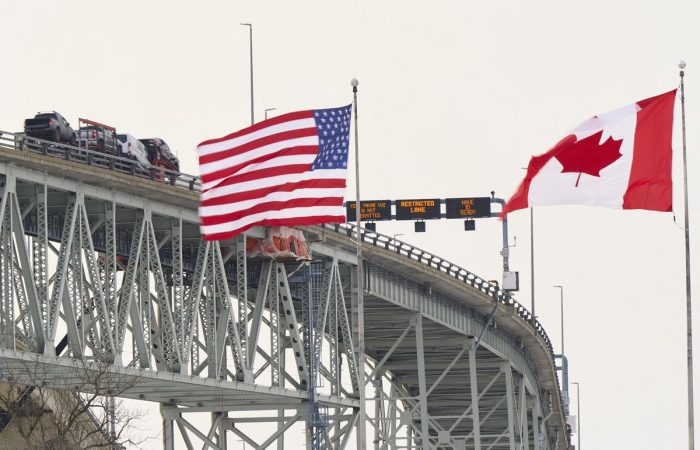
[680,60,695,450]
[530,206,536,322]
[351,77,367,447]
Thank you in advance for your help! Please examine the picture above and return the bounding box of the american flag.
[197,105,352,241]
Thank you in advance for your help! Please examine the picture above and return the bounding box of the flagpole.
[530,206,536,322]
[351,77,367,447]
[680,60,695,450]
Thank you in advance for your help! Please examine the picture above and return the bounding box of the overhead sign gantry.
[345,196,493,231]
[344,195,518,291]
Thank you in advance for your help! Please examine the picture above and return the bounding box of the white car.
[116,134,150,167]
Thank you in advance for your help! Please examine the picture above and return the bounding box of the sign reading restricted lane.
[395,198,441,220]
[445,197,492,219]
[345,200,391,222]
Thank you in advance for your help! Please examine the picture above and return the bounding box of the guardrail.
[0,130,201,191]
[322,222,556,360]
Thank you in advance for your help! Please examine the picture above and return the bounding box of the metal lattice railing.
[0,131,200,191]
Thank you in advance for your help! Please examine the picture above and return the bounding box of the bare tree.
[0,359,150,449]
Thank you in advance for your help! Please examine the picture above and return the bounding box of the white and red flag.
[197,105,352,241]
[502,90,677,217]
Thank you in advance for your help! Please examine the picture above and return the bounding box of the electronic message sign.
[345,200,391,222]
[445,197,492,219]
[395,199,441,220]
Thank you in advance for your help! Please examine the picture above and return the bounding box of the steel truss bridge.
[0,131,568,450]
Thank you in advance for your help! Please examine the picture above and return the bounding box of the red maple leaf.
[554,130,623,187]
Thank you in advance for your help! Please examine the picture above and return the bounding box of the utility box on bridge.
[503,270,519,291]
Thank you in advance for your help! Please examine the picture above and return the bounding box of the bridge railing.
[0,130,201,191]
[321,222,555,360]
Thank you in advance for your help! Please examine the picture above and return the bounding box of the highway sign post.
[344,196,519,292]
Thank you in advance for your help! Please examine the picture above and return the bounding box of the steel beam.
[247,260,272,371]
[414,314,431,449]
[161,404,175,450]
[504,362,516,450]
[469,342,482,450]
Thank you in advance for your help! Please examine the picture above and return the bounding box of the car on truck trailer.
[116,133,149,167]
[139,138,180,182]
[23,112,77,145]
[77,118,119,155]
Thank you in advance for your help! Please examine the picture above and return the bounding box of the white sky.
[2,1,700,448]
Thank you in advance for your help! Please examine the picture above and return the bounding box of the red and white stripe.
[502,90,676,217]
[197,111,347,241]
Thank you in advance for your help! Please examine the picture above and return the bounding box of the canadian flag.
[502,90,677,217]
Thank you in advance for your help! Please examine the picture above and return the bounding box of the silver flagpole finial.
[679,60,687,69]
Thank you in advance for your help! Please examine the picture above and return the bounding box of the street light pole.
[553,284,570,419]
[264,107,276,120]
[239,23,254,125]
[553,284,564,355]
[572,381,581,450]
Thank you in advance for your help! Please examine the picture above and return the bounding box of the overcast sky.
[3,1,700,448]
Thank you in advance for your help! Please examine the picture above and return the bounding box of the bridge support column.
[305,404,314,449]
[469,343,481,450]
[532,397,542,450]
[519,376,530,450]
[414,314,431,449]
[350,267,364,450]
[269,262,286,450]
[236,234,249,381]
[214,411,228,449]
[503,362,516,450]
[388,383,398,450]
[161,405,175,450]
